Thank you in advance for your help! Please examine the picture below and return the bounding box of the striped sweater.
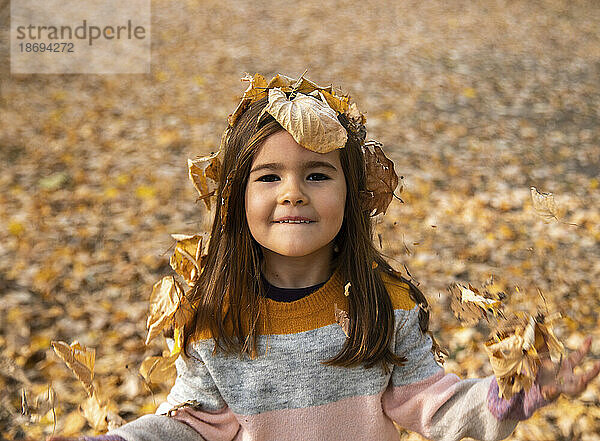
[103,269,540,441]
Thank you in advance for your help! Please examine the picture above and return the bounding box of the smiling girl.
[50,74,599,441]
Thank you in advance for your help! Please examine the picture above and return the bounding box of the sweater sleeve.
[107,339,240,441]
[381,306,519,441]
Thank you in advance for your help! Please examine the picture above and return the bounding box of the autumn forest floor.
[1,0,599,440]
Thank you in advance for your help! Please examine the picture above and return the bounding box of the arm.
[381,306,519,441]
[101,338,240,441]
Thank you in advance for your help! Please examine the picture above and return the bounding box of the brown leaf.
[334,303,350,337]
[188,152,221,210]
[484,313,565,399]
[51,341,95,397]
[261,88,347,153]
[170,233,205,286]
[139,351,179,385]
[145,276,193,345]
[449,281,505,326]
[361,141,399,215]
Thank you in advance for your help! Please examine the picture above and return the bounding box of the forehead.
[252,130,342,166]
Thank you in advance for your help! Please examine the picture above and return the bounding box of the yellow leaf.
[139,352,178,384]
[8,220,25,236]
[462,87,477,98]
[170,233,205,285]
[188,151,221,210]
[51,341,95,397]
[135,185,156,200]
[145,276,193,345]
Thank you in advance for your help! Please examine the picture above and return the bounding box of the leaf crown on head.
[188,72,402,218]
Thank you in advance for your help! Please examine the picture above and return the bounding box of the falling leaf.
[260,88,348,153]
[449,281,505,326]
[51,341,95,397]
[334,303,350,337]
[21,387,56,426]
[344,282,351,297]
[361,140,399,215]
[484,313,565,399]
[530,186,559,222]
[145,276,193,345]
[170,233,206,286]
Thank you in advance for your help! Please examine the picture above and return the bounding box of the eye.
[257,174,280,182]
[307,173,330,181]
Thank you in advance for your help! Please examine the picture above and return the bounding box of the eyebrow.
[250,160,338,174]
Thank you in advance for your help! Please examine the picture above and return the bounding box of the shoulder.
[379,270,415,311]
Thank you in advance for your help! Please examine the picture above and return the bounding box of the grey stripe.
[194,320,393,415]
[160,307,433,416]
[391,305,443,386]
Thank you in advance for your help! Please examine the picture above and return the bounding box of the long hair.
[182,95,430,373]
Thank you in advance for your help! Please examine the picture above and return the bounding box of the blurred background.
[1,0,599,439]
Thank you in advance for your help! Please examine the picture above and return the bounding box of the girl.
[50,74,599,441]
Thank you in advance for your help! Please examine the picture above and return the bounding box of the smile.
[274,220,314,224]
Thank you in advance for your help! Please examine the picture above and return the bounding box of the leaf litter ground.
[1,1,599,439]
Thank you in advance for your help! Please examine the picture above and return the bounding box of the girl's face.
[245,130,346,259]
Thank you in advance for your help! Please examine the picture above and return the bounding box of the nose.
[277,177,308,206]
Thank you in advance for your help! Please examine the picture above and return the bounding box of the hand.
[536,335,600,402]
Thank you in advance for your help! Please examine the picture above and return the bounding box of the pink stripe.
[381,369,461,438]
[232,393,400,441]
[171,406,241,441]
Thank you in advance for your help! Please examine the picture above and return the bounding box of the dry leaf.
[188,152,221,210]
[170,233,205,286]
[145,276,193,345]
[344,282,351,297]
[261,88,347,153]
[51,341,95,397]
[361,140,399,215]
[530,186,559,222]
[21,386,56,425]
[449,281,505,326]
[139,351,179,385]
[334,303,350,337]
[80,392,122,432]
[484,313,565,399]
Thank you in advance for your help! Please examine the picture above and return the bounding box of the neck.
[261,244,334,288]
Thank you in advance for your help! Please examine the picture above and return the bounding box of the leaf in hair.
[188,152,221,210]
[361,141,399,215]
[170,233,206,286]
[145,276,193,345]
[51,340,95,397]
[228,73,269,126]
[448,279,505,326]
[261,88,348,153]
[484,313,564,399]
[334,303,350,337]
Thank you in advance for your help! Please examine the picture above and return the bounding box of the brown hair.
[182,95,431,374]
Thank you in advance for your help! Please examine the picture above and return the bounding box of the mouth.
[272,217,315,224]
